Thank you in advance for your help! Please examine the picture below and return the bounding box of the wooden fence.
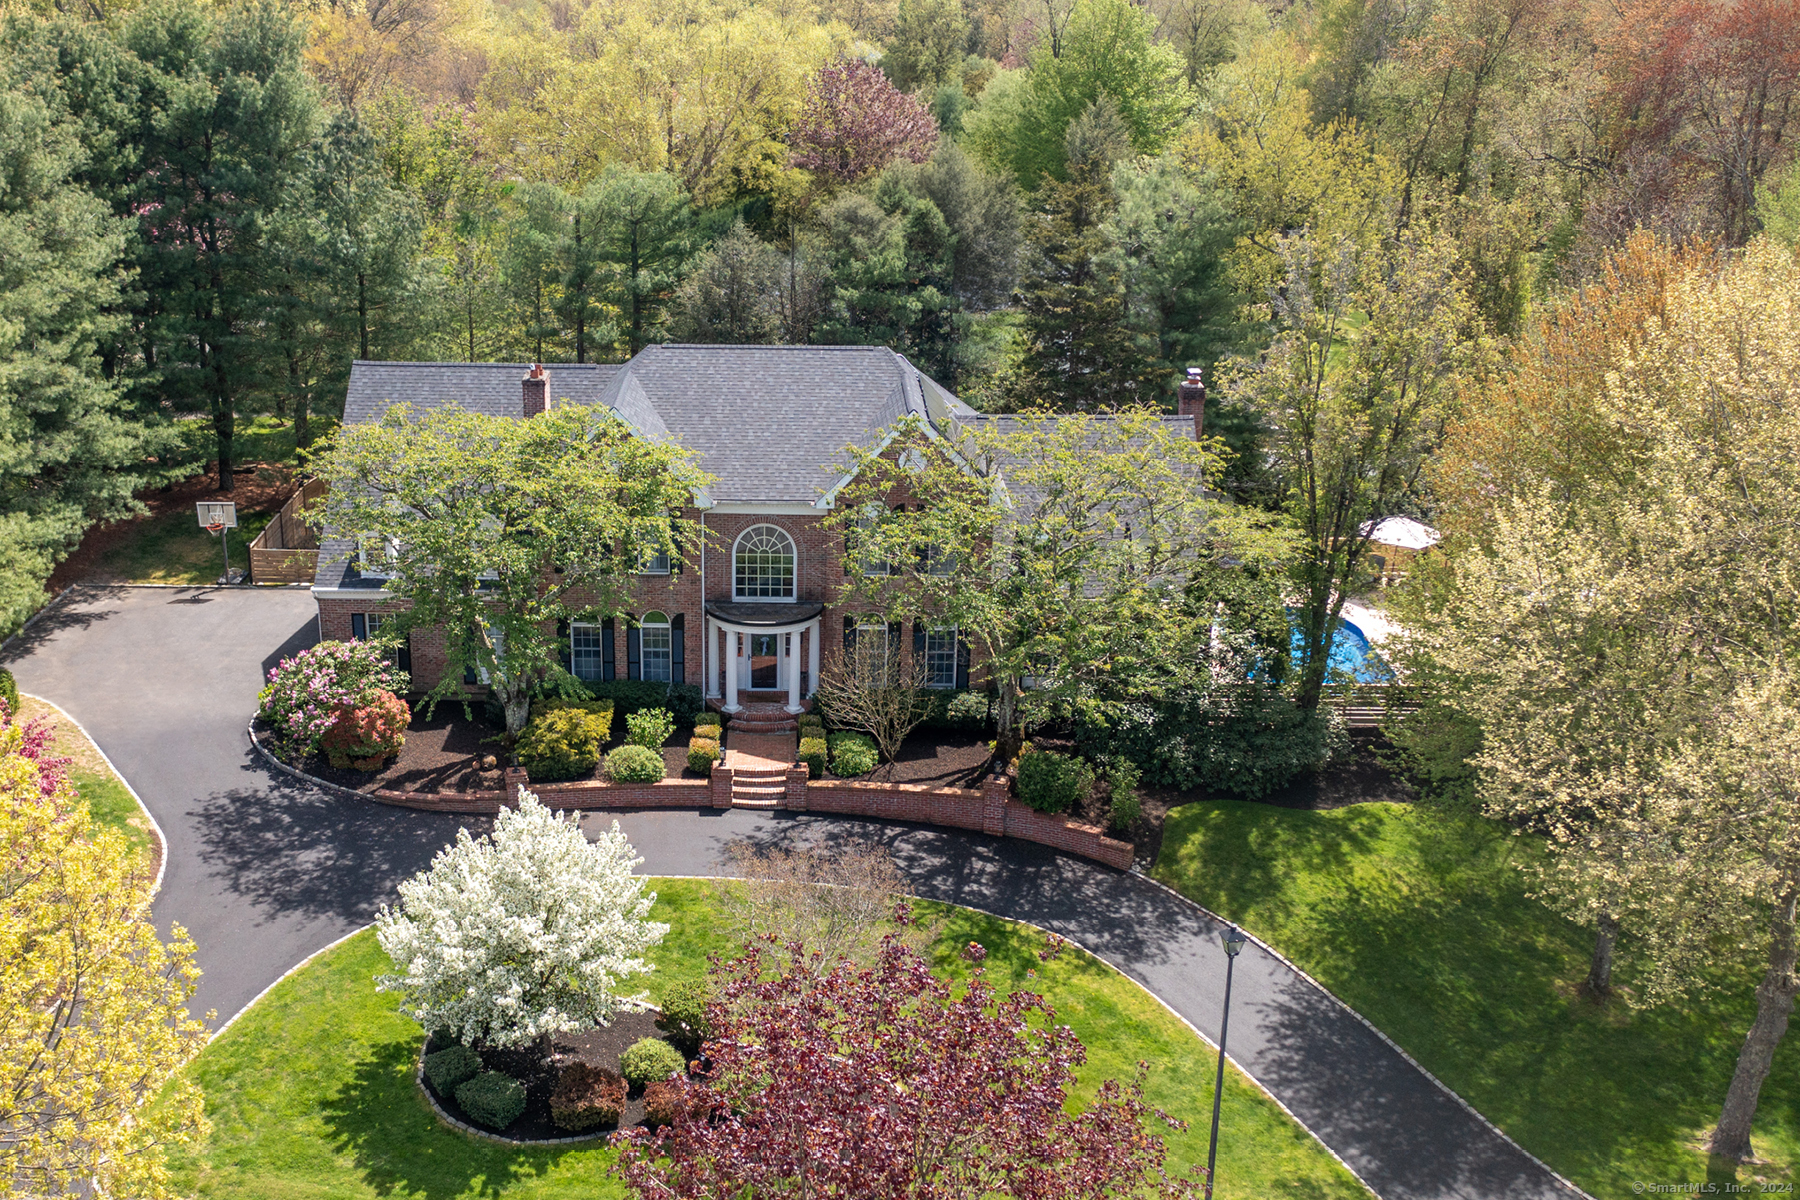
[248,478,326,584]
[1324,684,1419,729]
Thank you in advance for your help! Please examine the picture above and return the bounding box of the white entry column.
[785,630,801,713]
[723,627,740,712]
[703,616,717,698]
[806,617,821,696]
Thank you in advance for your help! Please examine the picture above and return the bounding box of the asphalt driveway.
[3,586,1583,1200]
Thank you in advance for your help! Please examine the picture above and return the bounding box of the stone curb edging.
[23,693,170,901]
[213,923,369,1041]
[1125,867,1597,1200]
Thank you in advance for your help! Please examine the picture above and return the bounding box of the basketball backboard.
[196,501,238,529]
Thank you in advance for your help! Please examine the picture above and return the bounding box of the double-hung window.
[570,622,604,682]
[923,627,958,689]
[640,612,672,683]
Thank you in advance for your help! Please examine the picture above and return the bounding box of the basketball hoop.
[206,522,225,536]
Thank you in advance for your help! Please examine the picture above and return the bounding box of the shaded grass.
[167,879,1364,1200]
[72,767,155,864]
[85,505,275,586]
[1153,800,1800,1197]
[175,413,322,472]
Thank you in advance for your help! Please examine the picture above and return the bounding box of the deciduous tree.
[793,59,939,186]
[830,411,1282,761]
[0,710,209,1199]
[311,404,706,737]
[376,792,668,1049]
[611,932,1205,1198]
[1226,223,1485,710]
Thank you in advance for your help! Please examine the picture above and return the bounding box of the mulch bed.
[278,700,705,795]
[877,728,994,789]
[422,1009,685,1141]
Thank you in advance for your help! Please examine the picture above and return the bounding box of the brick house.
[311,344,1207,714]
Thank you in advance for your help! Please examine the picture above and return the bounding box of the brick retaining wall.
[356,766,1133,871]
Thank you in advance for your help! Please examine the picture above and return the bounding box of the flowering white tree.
[375,791,668,1049]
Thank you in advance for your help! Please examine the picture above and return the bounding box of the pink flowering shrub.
[0,699,71,800]
[321,689,411,770]
[258,641,409,757]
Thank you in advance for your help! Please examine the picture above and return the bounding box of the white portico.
[704,521,822,715]
[704,602,822,715]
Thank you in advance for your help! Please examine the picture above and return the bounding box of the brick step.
[731,795,782,810]
[734,772,788,784]
[733,783,787,797]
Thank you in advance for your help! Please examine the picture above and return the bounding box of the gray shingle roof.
[343,348,968,505]
[343,361,622,425]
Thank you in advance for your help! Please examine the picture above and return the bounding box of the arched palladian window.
[639,611,672,682]
[734,525,796,601]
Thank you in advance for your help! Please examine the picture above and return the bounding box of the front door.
[750,633,780,689]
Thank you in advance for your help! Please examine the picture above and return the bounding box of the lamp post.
[1204,924,1249,1200]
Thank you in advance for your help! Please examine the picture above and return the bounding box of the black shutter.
[627,625,641,680]
[556,619,571,670]
[603,619,616,681]
[912,621,925,661]
[398,634,413,677]
[351,613,367,640]
[888,621,901,671]
[955,631,970,689]
[844,615,856,652]
[671,614,685,684]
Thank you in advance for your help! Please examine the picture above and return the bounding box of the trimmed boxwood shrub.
[643,1080,686,1126]
[455,1071,526,1130]
[583,680,702,725]
[517,707,610,782]
[605,744,666,783]
[549,1064,627,1131]
[0,668,16,718]
[797,737,828,779]
[692,712,722,735]
[827,731,877,778]
[619,1037,686,1086]
[423,1043,482,1095]
[655,978,714,1058]
[1016,749,1094,815]
[625,706,676,749]
[797,713,824,732]
[687,739,721,775]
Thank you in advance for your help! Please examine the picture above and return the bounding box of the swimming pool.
[1289,615,1393,684]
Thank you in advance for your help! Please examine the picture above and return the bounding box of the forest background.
[4,0,1800,635]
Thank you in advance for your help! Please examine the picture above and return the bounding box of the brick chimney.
[522,364,548,417]
[1177,367,1206,441]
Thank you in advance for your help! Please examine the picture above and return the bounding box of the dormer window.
[734,525,796,601]
[358,536,400,580]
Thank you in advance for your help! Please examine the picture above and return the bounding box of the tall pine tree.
[0,36,177,632]
[122,0,324,491]
[1015,96,1154,411]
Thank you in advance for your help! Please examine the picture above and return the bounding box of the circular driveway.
[4,586,1582,1200]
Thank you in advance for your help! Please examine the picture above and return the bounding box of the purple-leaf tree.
[611,930,1204,1199]
[791,60,939,185]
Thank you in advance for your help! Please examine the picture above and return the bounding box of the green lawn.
[19,696,156,868]
[88,505,276,586]
[167,880,1366,1200]
[1153,800,1800,1197]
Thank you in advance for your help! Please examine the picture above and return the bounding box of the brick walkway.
[727,729,795,768]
